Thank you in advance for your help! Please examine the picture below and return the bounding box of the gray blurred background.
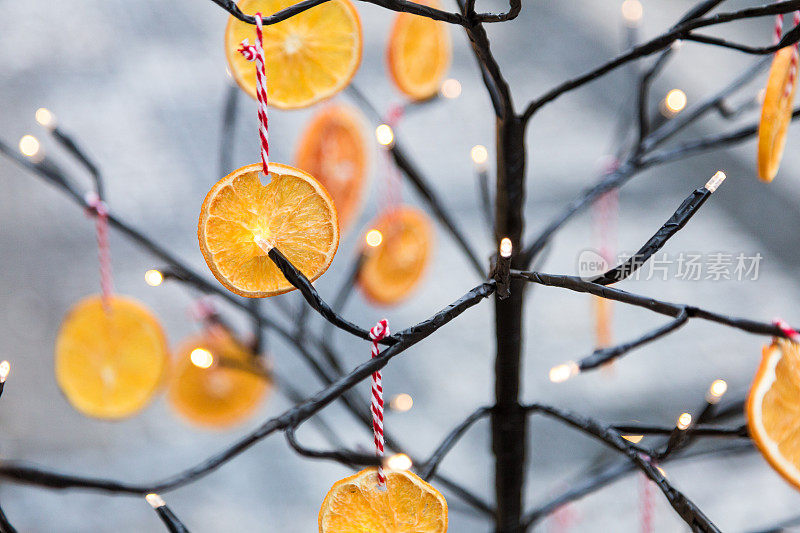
[2,0,800,531]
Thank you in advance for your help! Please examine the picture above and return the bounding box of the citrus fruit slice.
[757,47,798,182]
[387,0,451,101]
[55,295,168,419]
[318,467,448,532]
[359,207,433,306]
[199,162,339,298]
[295,105,368,232]
[747,339,800,490]
[168,327,269,429]
[225,0,362,109]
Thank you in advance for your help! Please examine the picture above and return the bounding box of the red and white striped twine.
[639,471,654,533]
[369,319,390,488]
[774,11,800,96]
[773,317,800,342]
[84,192,113,310]
[238,12,269,175]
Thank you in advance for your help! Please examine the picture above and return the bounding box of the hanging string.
[238,12,269,175]
[84,191,113,310]
[639,470,655,533]
[773,317,800,342]
[773,10,800,97]
[592,158,619,354]
[369,319,390,488]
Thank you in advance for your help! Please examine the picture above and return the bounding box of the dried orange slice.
[55,295,168,419]
[318,467,448,532]
[225,0,362,109]
[199,163,339,298]
[295,105,368,232]
[167,327,269,429]
[747,339,800,490]
[757,47,798,182]
[359,207,433,306]
[387,0,451,101]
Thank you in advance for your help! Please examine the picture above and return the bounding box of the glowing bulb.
[190,348,214,369]
[500,237,512,258]
[385,453,412,471]
[376,124,394,146]
[704,171,726,193]
[365,229,383,248]
[390,393,413,412]
[549,361,579,383]
[707,379,728,403]
[0,361,9,383]
[621,0,642,24]
[622,435,643,444]
[441,78,462,99]
[35,108,56,130]
[144,269,163,287]
[470,145,489,166]
[145,493,165,509]
[656,466,668,478]
[664,89,687,114]
[676,412,692,430]
[18,135,40,158]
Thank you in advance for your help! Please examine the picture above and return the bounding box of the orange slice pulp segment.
[55,295,168,419]
[225,0,362,109]
[318,467,448,532]
[199,163,339,298]
[757,46,798,182]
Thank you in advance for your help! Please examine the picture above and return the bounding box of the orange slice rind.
[318,468,448,532]
[198,162,339,298]
[295,104,368,232]
[358,207,433,306]
[757,47,798,182]
[747,339,800,490]
[55,295,168,419]
[387,0,451,101]
[225,0,362,109]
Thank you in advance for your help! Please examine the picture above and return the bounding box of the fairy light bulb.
[376,124,394,146]
[441,78,462,99]
[35,108,56,130]
[0,361,10,383]
[621,0,643,25]
[707,379,728,403]
[390,393,413,412]
[549,361,579,383]
[190,348,214,369]
[385,453,412,471]
[704,171,726,193]
[500,237,513,258]
[471,145,489,167]
[145,493,166,509]
[622,435,643,444]
[676,412,692,430]
[18,135,41,158]
[365,229,383,248]
[144,269,163,287]
[663,89,687,115]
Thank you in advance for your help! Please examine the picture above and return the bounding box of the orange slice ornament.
[55,295,168,419]
[318,467,448,532]
[747,339,800,490]
[757,47,798,182]
[199,163,339,298]
[168,326,270,429]
[387,0,452,101]
[295,105,369,232]
[359,207,433,306]
[225,0,362,109]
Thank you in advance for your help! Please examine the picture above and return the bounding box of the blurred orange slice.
[225,0,362,109]
[747,339,800,490]
[319,467,448,532]
[295,105,368,232]
[55,295,168,419]
[199,163,339,298]
[359,207,433,306]
[168,327,269,429]
[387,0,451,101]
[757,47,798,182]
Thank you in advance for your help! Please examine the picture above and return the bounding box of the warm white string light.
[365,229,383,248]
[622,435,643,444]
[144,269,164,287]
[441,78,462,99]
[385,453,412,471]
[35,108,57,130]
[389,393,413,412]
[145,493,166,509]
[676,412,692,430]
[375,124,394,147]
[500,237,513,258]
[0,361,10,383]
[18,134,41,159]
[706,379,727,404]
[662,89,687,116]
[470,145,489,167]
[704,171,726,193]
[549,361,579,383]
[190,348,214,369]
[621,0,643,25]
